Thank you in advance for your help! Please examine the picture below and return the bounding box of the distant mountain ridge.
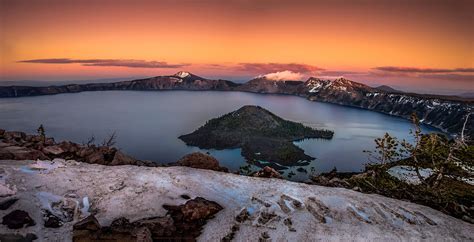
[458,92,474,99]
[376,85,404,93]
[0,72,472,137]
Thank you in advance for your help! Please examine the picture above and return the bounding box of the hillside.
[375,85,404,93]
[303,78,473,136]
[236,77,306,94]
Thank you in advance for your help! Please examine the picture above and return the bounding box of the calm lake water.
[0,91,438,180]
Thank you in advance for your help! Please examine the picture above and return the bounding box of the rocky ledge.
[179,105,333,168]
[0,159,473,241]
[0,129,156,167]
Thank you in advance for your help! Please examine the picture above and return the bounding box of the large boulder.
[177,197,223,221]
[176,152,228,172]
[73,215,101,231]
[253,166,283,179]
[3,131,26,141]
[42,145,65,156]
[76,147,95,158]
[0,145,48,160]
[110,150,138,165]
[58,141,80,153]
[85,151,106,164]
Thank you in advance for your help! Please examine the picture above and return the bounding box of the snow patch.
[387,166,434,185]
[175,71,190,78]
[29,159,66,172]
[81,197,90,217]
[3,161,474,241]
[309,86,320,93]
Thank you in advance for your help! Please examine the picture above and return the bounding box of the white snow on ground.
[81,197,90,217]
[0,165,16,197]
[29,159,66,172]
[447,176,474,186]
[387,165,474,186]
[0,180,16,197]
[0,160,473,241]
[387,165,434,185]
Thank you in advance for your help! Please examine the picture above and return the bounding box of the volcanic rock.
[2,210,36,229]
[176,152,228,172]
[42,145,65,156]
[253,166,283,179]
[0,198,18,210]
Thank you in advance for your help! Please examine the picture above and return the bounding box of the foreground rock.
[2,210,36,229]
[0,159,472,241]
[175,152,228,172]
[252,166,283,179]
[73,197,222,241]
[0,129,156,167]
[179,105,333,167]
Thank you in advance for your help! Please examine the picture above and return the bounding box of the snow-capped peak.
[175,71,191,78]
[305,76,376,94]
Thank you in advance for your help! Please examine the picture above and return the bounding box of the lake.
[0,90,439,181]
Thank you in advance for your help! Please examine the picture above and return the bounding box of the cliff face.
[0,73,471,137]
[303,78,473,136]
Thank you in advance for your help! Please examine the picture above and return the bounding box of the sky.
[0,0,473,94]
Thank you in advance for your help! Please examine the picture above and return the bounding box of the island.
[179,105,334,167]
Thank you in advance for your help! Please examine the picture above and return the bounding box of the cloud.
[419,73,474,82]
[315,70,368,79]
[258,70,304,81]
[370,66,474,83]
[19,58,189,69]
[318,70,364,76]
[237,62,324,74]
[372,66,474,73]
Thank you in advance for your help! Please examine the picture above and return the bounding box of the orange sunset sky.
[0,0,473,94]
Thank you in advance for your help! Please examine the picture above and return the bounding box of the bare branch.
[84,135,95,147]
[102,131,117,147]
